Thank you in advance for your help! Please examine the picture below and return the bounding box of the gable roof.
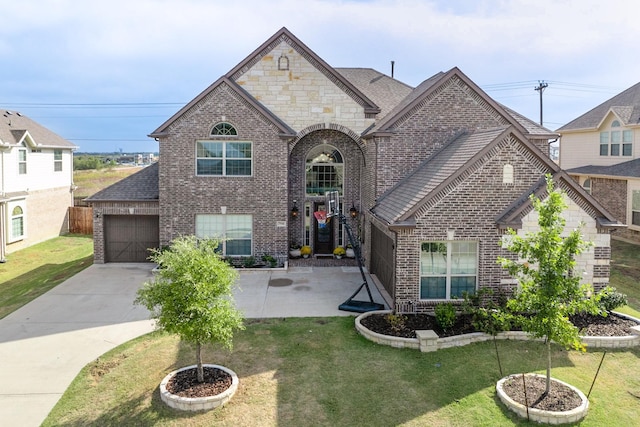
[557,81,640,132]
[149,77,296,138]
[85,162,159,202]
[0,109,77,149]
[495,169,622,229]
[364,68,531,138]
[371,126,522,225]
[226,27,380,116]
[335,68,413,120]
[566,157,640,179]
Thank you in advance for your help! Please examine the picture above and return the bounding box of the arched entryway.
[288,128,364,257]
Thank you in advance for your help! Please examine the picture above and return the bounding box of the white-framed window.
[195,214,252,256]
[196,141,252,176]
[10,205,25,241]
[18,146,27,174]
[582,178,592,195]
[54,149,63,172]
[420,241,477,299]
[305,144,344,196]
[600,120,633,157]
[632,189,640,227]
[211,122,238,136]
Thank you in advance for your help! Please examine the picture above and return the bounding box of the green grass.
[42,318,640,427]
[74,166,142,199]
[0,234,93,319]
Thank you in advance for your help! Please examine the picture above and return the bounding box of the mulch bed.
[165,366,232,398]
[360,311,638,339]
[502,375,583,411]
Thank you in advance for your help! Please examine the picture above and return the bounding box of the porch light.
[349,204,358,219]
[291,201,299,219]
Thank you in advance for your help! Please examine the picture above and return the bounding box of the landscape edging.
[355,310,640,352]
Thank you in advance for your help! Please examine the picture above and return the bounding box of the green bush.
[384,313,407,333]
[461,289,512,335]
[434,302,456,331]
[597,286,628,312]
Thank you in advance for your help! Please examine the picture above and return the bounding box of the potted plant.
[289,242,301,258]
[345,244,355,258]
[300,245,312,258]
[333,246,346,259]
[135,236,245,411]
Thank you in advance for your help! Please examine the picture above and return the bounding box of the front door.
[313,202,333,255]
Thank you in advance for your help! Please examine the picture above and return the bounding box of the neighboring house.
[88,28,621,312]
[557,82,640,244]
[0,110,77,261]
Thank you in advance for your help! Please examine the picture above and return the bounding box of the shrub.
[597,286,628,312]
[262,254,277,268]
[434,302,456,331]
[385,313,407,333]
[461,289,512,335]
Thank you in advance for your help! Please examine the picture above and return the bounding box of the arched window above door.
[305,144,344,196]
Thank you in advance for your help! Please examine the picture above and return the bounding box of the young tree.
[498,175,602,395]
[135,236,245,383]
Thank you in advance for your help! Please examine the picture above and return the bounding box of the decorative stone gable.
[235,41,374,134]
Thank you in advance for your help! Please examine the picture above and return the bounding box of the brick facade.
[136,28,614,311]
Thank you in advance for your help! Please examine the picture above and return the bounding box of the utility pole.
[534,81,548,126]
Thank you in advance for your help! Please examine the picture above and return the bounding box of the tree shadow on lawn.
[166,318,578,426]
[0,255,94,320]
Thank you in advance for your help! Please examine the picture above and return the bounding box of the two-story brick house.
[0,110,77,261]
[558,82,640,244]
[88,28,620,312]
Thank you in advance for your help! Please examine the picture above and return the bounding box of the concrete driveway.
[0,263,387,426]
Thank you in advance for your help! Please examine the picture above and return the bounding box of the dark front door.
[313,202,333,255]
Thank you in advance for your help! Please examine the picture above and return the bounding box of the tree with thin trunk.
[498,175,602,396]
[135,236,244,382]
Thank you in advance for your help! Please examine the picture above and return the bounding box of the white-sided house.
[557,81,640,243]
[0,110,77,260]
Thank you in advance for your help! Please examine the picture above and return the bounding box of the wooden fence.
[69,206,93,235]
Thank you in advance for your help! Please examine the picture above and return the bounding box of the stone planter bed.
[355,310,640,353]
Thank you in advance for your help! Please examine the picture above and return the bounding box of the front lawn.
[43,317,640,426]
[0,234,93,319]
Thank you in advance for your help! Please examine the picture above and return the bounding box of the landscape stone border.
[355,310,640,352]
[159,364,239,411]
[496,373,589,424]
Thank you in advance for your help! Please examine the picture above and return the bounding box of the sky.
[1,0,639,154]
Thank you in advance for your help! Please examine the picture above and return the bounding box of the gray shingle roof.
[372,127,510,224]
[500,104,558,137]
[335,68,413,121]
[0,109,76,149]
[566,157,640,179]
[556,81,640,131]
[85,163,159,202]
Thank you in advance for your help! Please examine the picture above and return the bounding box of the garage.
[104,215,159,262]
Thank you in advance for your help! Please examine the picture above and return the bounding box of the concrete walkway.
[0,263,387,426]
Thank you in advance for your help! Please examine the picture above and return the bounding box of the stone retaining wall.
[355,310,640,352]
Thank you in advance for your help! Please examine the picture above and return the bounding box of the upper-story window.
[582,178,592,195]
[600,120,633,156]
[211,122,238,136]
[54,149,63,172]
[18,145,27,174]
[305,144,344,196]
[196,141,252,176]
